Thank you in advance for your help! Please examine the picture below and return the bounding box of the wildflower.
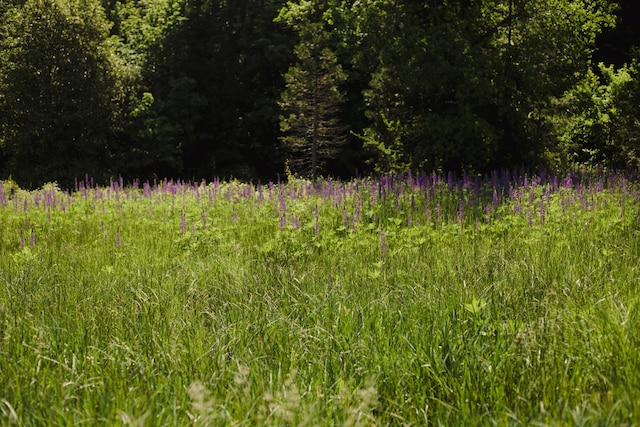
[291,216,300,231]
[342,206,348,229]
[514,203,522,215]
[180,212,187,233]
[116,230,121,248]
[30,231,35,247]
[380,229,387,256]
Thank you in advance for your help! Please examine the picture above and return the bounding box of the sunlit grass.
[1,172,639,425]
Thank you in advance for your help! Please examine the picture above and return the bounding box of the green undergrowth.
[0,177,639,425]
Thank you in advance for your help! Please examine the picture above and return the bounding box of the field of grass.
[1,170,639,426]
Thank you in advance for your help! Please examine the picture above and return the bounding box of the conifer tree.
[279,22,347,179]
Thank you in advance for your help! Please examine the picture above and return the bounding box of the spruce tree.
[279,22,347,179]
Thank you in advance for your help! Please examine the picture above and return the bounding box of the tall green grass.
[0,174,639,425]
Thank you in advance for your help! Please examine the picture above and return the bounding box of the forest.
[1,0,639,188]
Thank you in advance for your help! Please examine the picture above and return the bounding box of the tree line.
[1,0,639,188]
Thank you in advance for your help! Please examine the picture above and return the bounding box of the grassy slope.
[0,175,639,425]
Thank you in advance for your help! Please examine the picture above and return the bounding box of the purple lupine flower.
[115,230,121,248]
[180,212,187,233]
[425,206,430,223]
[539,198,546,222]
[380,229,387,256]
[458,198,464,225]
[342,206,349,229]
[526,207,533,227]
[30,231,35,247]
[19,230,25,248]
[545,186,551,206]
[279,194,286,216]
[485,204,491,224]
[371,182,377,205]
[407,214,412,227]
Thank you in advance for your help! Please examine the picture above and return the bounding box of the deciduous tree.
[0,0,121,188]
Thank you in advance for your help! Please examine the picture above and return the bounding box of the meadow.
[0,170,639,426]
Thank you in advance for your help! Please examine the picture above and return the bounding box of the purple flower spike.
[380,229,387,256]
[115,230,121,248]
[180,212,187,233]
[30,231,35,247]
[342,206,348,229]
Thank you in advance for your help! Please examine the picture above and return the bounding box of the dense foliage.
[1,0,640,187]
[1,172,639,424]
